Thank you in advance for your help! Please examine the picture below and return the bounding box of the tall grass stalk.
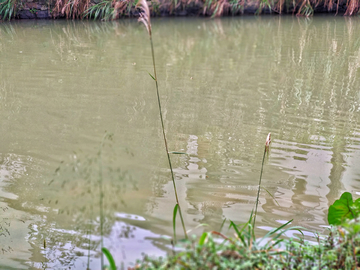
[137,0,188,240]
[253,132,271,228]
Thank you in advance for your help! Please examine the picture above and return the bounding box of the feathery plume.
[137,0,151,36]
[265,132,271,153]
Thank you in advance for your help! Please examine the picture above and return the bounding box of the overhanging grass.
[53,0,360,19]
[1,0,360,20]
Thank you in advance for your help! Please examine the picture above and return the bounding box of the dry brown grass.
[46,0,360,19]
[344,0,360,15]
[113,0,130,19]
[52,0,91,18]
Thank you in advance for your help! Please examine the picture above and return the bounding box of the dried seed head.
[137,0,151,36]
[265,132,271,152]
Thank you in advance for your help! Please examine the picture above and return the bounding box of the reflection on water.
[0,16,360,268]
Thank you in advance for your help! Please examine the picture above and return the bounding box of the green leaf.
[148,73,156,81]
[101,247,117,270]
[328,192,360,225]
[355,198,360,208]
[261,186,280,206]
[267,219,293,237]
[173,204,179,244]
[229,220,246,246]
[198,232,208,246]
[219,218,226,232]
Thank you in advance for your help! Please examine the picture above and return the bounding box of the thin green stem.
[253,145,267,228]
[98,133,107,269]
[87,225,92,269]
[149,35,188,239]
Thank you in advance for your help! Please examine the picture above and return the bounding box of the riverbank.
[1,0,357,21]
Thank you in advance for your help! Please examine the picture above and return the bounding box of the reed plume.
[253,132,271,228]
[137,0,188,240]
[137,0,151,35]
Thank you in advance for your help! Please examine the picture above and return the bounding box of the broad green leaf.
[328,192,360,225]
[355,198,360,208]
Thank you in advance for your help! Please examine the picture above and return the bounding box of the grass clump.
[52,0,91,19]
[131,221,360,270]
[83,0,133,20]
[0,0,18,20]
[2,0,360,20]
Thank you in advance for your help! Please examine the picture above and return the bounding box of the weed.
[344,0,360,15]
[253,132,271,228]
[132,198,359,269]
[0,0,17,20]
[52,0,91,19]
[49,133,132,270]
[137,0,188,240]
[84,0,131,20]
[229,0,244,15]
[84,0,114,20]
[2,0,360,20]
[127,131,358,269]
[296,0,313,16]
[256,0,273,14]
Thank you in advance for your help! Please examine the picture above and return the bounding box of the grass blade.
[198,232,208,245]
[269,219,293,236]
[260,219,305,244]
[261,186,280,206]
[229,220,246,246]
[263,219,293,239]
[219,218,226,232]
[148,72,156,81]
[101,247,117,270]
[173,204,179,243]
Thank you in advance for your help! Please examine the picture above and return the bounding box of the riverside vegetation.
[1,0,360,20]
[97,1,360,269]
[126,193,360,269]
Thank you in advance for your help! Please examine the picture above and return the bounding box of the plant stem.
[253,145,267,228]
[99,133,107,269]
[149,35,188,239]
[87,225,92,270]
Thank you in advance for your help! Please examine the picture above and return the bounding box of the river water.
[0,16,360,269]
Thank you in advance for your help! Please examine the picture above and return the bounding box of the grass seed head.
[265,132,271,152]
[137,0,151,36]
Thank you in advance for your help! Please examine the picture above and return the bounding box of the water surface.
[0,16,360,269]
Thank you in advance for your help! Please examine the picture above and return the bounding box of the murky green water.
[1,16,360,269]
